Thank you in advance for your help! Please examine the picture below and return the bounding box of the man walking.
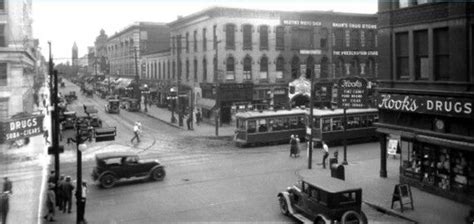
[61,176,74,213]
[322,141,329,169]
[44,183,56,222]
[130,122,140,143]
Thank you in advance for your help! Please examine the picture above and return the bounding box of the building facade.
[166,7,377,124]
[106,22,170,79]
[72,42,78,67]
[141,50,171,107]
[94,29,109,75]
[376,1,474,206]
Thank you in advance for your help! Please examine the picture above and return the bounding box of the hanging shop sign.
[337,76,368,108]
[377,93,473,118]
[1,115,44,142]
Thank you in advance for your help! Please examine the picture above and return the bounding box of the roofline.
[108,22,169,41]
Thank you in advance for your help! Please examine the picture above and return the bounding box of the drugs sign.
[1,115,44,142]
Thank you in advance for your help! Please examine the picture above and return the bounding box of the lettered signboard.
[1,115,45,143]
[337,77,368,108]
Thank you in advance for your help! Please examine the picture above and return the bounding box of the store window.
[414,30,429,80]
[243,24,252,50]
[434,27,449,81]
[260,25,269,50]
[396,32,409,79]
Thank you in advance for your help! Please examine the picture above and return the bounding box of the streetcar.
[306,108,379,146]
[234,108,307,147]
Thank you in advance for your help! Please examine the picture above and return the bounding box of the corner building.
[377,1,474,205]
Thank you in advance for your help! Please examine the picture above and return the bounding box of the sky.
[33,0,378,64]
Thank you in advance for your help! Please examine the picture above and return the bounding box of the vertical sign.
[337,76,368,108]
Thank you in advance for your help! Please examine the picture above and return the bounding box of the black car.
[91,151,166,188]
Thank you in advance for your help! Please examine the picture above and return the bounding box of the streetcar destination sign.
[1,115,44,142]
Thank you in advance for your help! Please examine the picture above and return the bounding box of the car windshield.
[337,191,357,205]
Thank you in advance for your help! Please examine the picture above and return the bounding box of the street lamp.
[142,84,149,112]
[167,87,177,123]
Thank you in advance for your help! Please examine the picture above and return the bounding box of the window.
[434,28,449,81]
[276,26,285,50]
[335,57,345,77]
[194,30,198,52]
[167,61,170,79]
[202,58,207,82]
[0,24,6,47]
[322,118,331,132]
[414,30,428,80]
[186,59,190,80]
[350,29,360,48]
[306,56,315,79]
[291,56,300,79]
[194,59,198,81]
[213,25,217,49]
[345,30,351,47]
[339,192,356,204]
[0,1,4,11]
[350,57,360,76]
[243,24,252,50]
[243,56,252,81]
[320,28,328,49]
[225,24,235,50]
[260,56,268,80]
[202,28,207,51]
[332,117,343,131]
[226,56,235,80]
[258,119,267,132]
[276,56,284,79]
[177,35,182,53]
[248,120,256,133]
[186,32,189,52]
[334,28,344,47]
[260,25,269,50]
[366,30,375,49]
[0,63,6,86]
[321,57,329,79]
[360,30,366,48]
[0,97,8,120]
[366,57,376,77]
[399,0,409,8]
[157,62,160,79]
[172,61,176,79]
[396,32,409,79]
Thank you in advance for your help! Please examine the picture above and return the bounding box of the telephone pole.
[48,42,60,188]
[214,40,221,136]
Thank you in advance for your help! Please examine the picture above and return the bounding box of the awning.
[416,135,474,151]
[196,98,216,110]
[376,128,416,139]
[115,78,133,89]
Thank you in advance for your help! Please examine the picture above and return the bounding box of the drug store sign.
[377,94,473,118]
[1,115,44,142]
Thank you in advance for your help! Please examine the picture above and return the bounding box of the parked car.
[105,99,120,114]
[277,173,367,224]
[91,151,166,189]
[62,111,77,129]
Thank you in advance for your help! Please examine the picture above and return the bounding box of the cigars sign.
[1,115,44,142]
[377,94,473,118]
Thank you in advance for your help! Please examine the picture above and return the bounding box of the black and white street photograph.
[0,0,473,223]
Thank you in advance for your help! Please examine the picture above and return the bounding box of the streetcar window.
[290,117,298,129]
[332,117,343,131]
[297,116,305,128]
[353,116,361,128]
[313,117,320,129]
[258,119,268,132]
[275,118,283,130]
[282,118,289,130]
[367,115,374,126]
[347,116,355,129]
[248,120,256,133]
[237,119,246,130]
[268,119,274,132]
[322,118,331,132]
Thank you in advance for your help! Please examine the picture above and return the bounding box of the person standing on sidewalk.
[322,141,329,169]
[1,177,12,224]
[77,181,88,224]
[295,135,301,157]
[289,135,297,158]
[2,177,12,195]
[56,175,65,211]
[130,122,140,143]
[186,112,193,130]
[61,176,74,213]
[44,183,56,222]
[195,110,201,126]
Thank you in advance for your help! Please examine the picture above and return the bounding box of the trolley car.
[234,109,307,147]
[307,108,379,146]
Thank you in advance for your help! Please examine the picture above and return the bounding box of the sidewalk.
[142,104,235,138]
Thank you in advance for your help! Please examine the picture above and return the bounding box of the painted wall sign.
[332,23,377,29]
[1,115,44,142]
[282,19,322,26]
[333,51,378,56]
[377,94,473,118]
[337,77,368,108]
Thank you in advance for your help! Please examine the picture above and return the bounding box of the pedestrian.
[44,183,56,222]
[130,122,140,143]
[186,113,193,130]
[47,170,56,184]
[322,141,329,169]
[2,177,12,194]
[0,192,9,224]
[59,121,64,142]
[195,110,201,126]
[43,129,50,145]
[289,135,297,158]
[61,176,74,213]
[295,135,301,157]
[333,150,339,163]
[56,175,65,211]
[76,181,88,224]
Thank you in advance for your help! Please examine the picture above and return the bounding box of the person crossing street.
[130,122,141,143]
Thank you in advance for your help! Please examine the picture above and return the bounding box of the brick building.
[376,1,474,205]
[94,29,109,75]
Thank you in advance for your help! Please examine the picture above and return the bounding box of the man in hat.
[62,176,74,213]
[44,183,56,222]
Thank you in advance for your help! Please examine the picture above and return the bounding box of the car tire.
[100,174,117,189]
[341,210,365,224]
[151,168,166,181]
[278,195,289,216]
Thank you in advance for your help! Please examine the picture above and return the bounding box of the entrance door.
[221,104,231,124]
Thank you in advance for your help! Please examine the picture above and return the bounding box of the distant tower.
[72,42,78,66]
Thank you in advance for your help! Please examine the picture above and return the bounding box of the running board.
[293,213,313,224]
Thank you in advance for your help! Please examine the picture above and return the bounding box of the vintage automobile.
[105,99,120,114]
[121,98,140,112]
[62,111,77,129]
[65,91,77,102]
[91,151,166,188]
[277,173,367,224]
[82,105,102,128]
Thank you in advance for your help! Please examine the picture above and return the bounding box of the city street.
[48,80,410,223]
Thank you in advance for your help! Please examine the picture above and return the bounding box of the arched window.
[226,56,235,80]
[260,56,268,80]
[335,57,345,77]
[366,57,376,77]
[276,56,285,79]
[306,56,315,79]
[351,30,360,49]
[320,57,329,79]
[320,28,329,49]
[350,57,360,76]
[291,56,300,79]
[186,59,190,80]
[194,59,198,81]
[243,55,252,80]
[203,58,207,82]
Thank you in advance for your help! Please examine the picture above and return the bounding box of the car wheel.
[341,210,364,224]
[100,174,117,189]
[151,168,166,181]
[314,217,326,224]
[278,195,289,216]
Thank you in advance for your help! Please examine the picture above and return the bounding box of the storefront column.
[380,133,387,178]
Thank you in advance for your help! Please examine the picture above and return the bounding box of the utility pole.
[48,42,60,190]
[177,35,183,127]
[133,47,141,105]
[214,40,221,136]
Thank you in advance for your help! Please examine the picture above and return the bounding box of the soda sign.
[1,115,44,142]
[337,77,368,108]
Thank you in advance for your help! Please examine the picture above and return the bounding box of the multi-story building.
[72,42,78,67]
[165,7,377,124]
[87,46,95,74]
[376,1,474,206]
[141,50,171,107]
[94,29,108,75]
[0,0,38,120]
[106,22,170,79]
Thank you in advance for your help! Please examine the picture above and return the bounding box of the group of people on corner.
[1,177,12,224]
[289,136,336,169]
[44,170,88,223]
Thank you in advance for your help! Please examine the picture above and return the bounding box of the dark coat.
[61,182,74,199]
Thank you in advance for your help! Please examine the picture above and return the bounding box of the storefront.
[376,92,474,206]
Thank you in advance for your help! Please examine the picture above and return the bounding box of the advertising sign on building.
[337,77,368,108]
[377,93,473,118]
[1,115,44,142]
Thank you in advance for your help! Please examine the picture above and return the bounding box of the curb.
[363,201,418,224]
[143,112,183,129]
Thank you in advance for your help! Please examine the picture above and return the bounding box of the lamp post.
[167,87,177,123]
[142,84,149,112]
